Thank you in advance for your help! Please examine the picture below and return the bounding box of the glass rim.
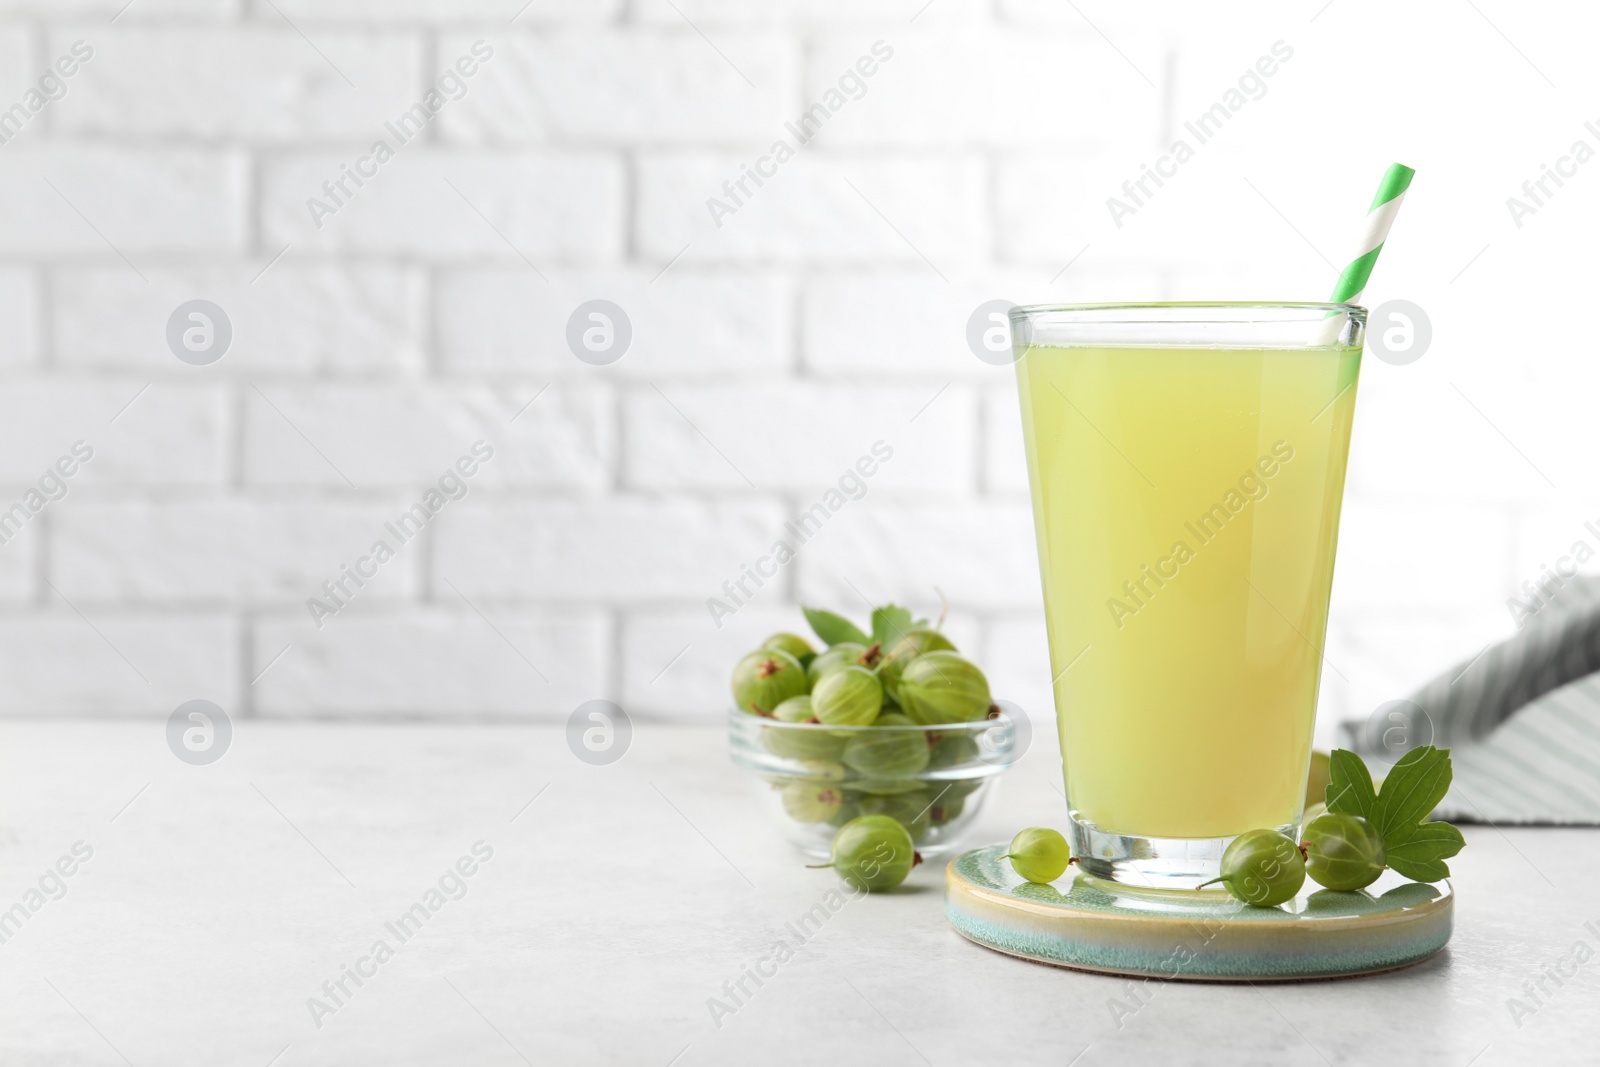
[725,706,1010,734]
[1009,301,1366,324]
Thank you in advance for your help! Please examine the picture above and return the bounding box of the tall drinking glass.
[1011,303,1365,887]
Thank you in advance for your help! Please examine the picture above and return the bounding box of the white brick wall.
[50,499,419,605]
[635,153,987,263]
[617,383,977,492]
[0,1,1577,733]
[54,265,427,373]
[0,268,37,369]
[438,31,798,143]
[436,269,789,378]
[49,27,425,140]
[0,148,247,253]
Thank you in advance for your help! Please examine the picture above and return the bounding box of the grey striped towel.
[1338,577,1600,824]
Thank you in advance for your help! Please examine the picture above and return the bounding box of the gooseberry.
[763,696,847,761]
[1002,827,1071,883]
[826,798,861,828]
[731,649,807,716]
[848,777,925,796]
[879,629,957,701]
[1302,812,1386,891]
[812,666,883,726]
[789,759,846,783]
[809,815,920,892]
[857,788,933,842]
[841,712,930,777]
[926,732,980,770]
[897,652,991,725]
[1304,749,1332,810]
[806,642,867,685]
[891,628,958,658]
[782,779,845,824]
[928,788,965,825]
[762,632,817,669]
[1199,829,1306,907]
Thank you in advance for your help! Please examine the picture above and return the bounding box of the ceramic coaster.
[945,844,1452,981]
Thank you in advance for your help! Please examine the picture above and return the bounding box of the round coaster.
[945,844,1452,981]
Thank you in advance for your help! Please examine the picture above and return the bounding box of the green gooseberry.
[1304,749,1332,811]
[943,778,982,801]
[893,628,958,657]
[774,695,815,721]
[847,777,925,796]
[1302,812,1386,891]
[805,642,869,685]
[879,629,957,701]
[927,790,965,825]
[790,759,846,783]
[926,731,980,770]
[826,799,861,828]
[1199,829,1306,907]
[897,651,991,725]
[841,712,930,777]
[1002,827,1071,883]
[812,666,883,726]
[782,779,845,824]
[762,632,817,669]
[926,780,979,824]
[731,649,808,716]
[762,696,847,761]
[809,815,920,892]
[857,789,932,842]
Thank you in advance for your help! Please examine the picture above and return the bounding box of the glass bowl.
[727,705,1023,859]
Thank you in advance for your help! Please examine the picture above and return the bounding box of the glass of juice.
[1011,303,1365,888]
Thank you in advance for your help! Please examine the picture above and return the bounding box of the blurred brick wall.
[0,0,1584,737]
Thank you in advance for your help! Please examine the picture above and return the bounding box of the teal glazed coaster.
[946,844,1452,981]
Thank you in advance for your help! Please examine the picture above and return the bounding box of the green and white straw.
[1329,162,1415,305]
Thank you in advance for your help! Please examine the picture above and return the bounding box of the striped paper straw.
[1330,162,1415,305]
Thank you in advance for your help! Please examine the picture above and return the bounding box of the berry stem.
[1196,877,1225,890]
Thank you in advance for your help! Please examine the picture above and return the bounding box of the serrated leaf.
[870,605,914,647]
[1372,746,1453,846]
[1325,749,1377,820]
[1384,821,1464,883]
[802,606,869,648]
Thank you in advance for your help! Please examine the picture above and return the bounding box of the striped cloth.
[1338,577,1600,824]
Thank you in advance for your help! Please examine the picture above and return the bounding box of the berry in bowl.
[726,605,1024,859]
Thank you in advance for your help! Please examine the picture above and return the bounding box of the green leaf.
[870,605,915,647]
[802,606,869,648]
[1325,749,1377,820]
[1324,746,1464,884]
[1384,822,1465,883]
[1372,746,1453,846]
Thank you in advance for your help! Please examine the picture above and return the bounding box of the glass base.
[1070,814,1302,890]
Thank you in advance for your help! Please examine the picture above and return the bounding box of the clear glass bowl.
[727,706,1022,859]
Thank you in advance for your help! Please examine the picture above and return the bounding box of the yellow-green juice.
[1017,342,1360,842]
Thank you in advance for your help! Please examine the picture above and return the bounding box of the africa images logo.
[705,40,894,228]
[304,41,494,229]
[1104,442,1295,629]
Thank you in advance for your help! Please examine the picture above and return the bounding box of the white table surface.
[0,720,1593,1066]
